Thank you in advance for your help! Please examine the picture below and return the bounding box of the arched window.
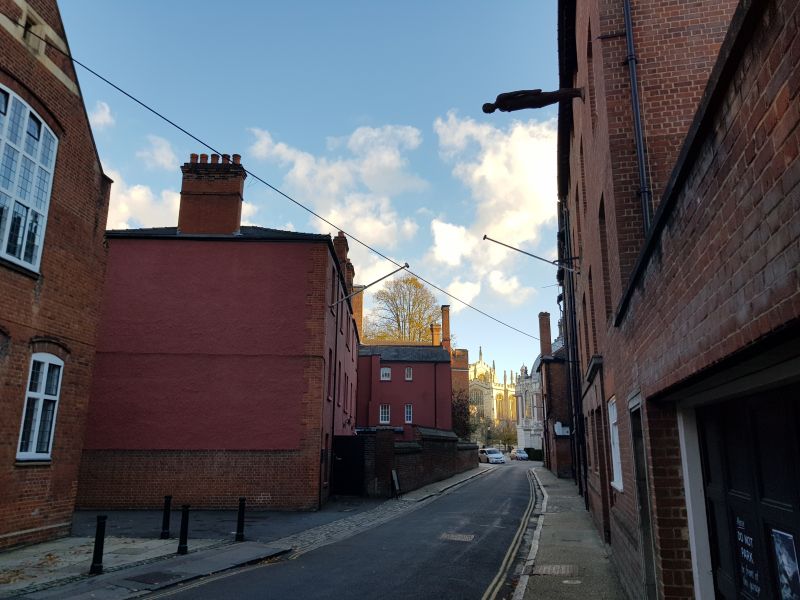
[17,353,63,460]
[0,84,58,271]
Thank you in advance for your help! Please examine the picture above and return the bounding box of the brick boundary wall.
[361,428,478,498]
[76,450,319,510]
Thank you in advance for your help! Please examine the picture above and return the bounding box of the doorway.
[631,405,658,599]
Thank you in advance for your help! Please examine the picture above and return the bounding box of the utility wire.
[15,20,539,341]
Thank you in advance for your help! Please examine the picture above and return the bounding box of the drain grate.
[439,532,475,542]
[530,564,579,576]
[125,571,185,585]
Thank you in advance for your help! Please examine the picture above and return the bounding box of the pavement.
[1,463,624,600]
[0,465,493,599]
[514,465,625,600]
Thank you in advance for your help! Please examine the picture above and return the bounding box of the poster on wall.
[772,529,800,600]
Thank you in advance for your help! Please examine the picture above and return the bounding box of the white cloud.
[488,270,534,305]
[104,168,180,230]
[89,101,115,130]
[430,219,476,267]
[247,125,426,284]
[136,135,178,171]
[241,202,260,226]
[433,112,558,272]
[446,277,481,313]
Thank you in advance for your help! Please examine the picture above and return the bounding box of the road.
[150,460,536,600]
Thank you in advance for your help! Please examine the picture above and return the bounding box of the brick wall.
[0,0,109,548]
[561,0,800,597]
[361,428,478,498]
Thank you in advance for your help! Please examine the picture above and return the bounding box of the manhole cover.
[125,571,185,585]
[440,532,475,542]
[530,564,579,576]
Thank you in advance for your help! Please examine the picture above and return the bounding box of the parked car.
[511,448,528,461]
[478,448,507,464]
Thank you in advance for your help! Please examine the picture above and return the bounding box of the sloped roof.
[359,345,451,363]
[105,226,329,242]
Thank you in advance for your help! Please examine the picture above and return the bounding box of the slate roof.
[105,226,329,242]
[359,345,452,363]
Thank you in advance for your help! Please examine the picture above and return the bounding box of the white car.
[478,448,507,464]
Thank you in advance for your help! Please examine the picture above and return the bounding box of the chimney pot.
[190,153,199,163]
[200,153,209,163]
[222,154,231,164]
[211,153,220,164]
[232,154,241,165]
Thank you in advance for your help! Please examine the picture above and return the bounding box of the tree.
[364,275,440,343]
[451,389,475,440]
[495,420,517,451]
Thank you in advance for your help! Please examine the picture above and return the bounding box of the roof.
[105,226,329,242]
[359,345,452,363]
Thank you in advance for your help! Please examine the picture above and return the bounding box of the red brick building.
[77,153,357,510]
[556,0,800,597]
[536,312,572,479]
[0,0,110,548]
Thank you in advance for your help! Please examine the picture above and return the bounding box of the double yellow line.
[481,468,537,600]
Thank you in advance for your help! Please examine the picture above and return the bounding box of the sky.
[59,1,563,378]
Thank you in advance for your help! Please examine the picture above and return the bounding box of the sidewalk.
[516,466,624,599]
[0,465,492,599]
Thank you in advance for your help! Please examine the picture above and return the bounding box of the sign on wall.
[771,529,800,600]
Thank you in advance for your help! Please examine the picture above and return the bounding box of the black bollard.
[160,495,172,539]
[177,504,190,555]
[89,515,107,575]
[235,497,246,542]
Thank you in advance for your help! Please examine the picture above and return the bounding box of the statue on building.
[482,88,583,114]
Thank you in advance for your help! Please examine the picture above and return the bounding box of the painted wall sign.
[736,516,762,596]
[771,529,800,600]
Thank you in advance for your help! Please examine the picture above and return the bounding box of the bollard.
[89,515,107,575]
[160,495,172,539]
[177,504,190,555]
[235,497,246,542]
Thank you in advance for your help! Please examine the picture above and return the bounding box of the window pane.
[33,167,50,211]
[16,156,34,201]
[18,397,38,453]
[35,399,56,453]
[28,360,43,392]
[45,363,61,396]
[40,130,55,169]
[0,144,20,191]
[0,191,9,240]
[7,98,25,145]
[0,90,7,131]
[25,115,41,156]
[6,202,27,258]
[23,210,41,264]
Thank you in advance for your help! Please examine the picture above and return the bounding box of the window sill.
[15,459,52,467]
[0,256,41,280]
[610,481,623,492]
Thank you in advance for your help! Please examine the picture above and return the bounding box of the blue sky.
[60,1,562,377]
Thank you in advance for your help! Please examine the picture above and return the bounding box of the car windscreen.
[486,449,501,454]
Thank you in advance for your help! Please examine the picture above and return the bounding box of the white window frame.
[17,353,63,460]
[405,403,413,424]
[380,367,391,381]
[404,366,413,381]
[608,398,623,491]
[0,83,58,272]
[379,404,390,424]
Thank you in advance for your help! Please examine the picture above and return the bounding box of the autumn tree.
[364,275,440,343]
[451,388,475,440]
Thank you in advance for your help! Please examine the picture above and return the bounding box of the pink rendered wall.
[85,238,336,451]
[357,357,453,437]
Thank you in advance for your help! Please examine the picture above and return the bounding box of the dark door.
[331,435,365,496]
[698,384,800,599]
[631,406,658,599]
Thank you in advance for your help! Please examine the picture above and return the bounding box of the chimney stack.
[178,152,246,235]
[332,231,349,271]
[441,305,451,351]
[345,259,355,294]
[431,323,442,346]
[351,284,366,339]
[539,312,552,356]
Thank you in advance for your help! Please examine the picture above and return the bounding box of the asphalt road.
[151,460,535,600]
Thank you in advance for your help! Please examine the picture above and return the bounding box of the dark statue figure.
[482,88,584,113]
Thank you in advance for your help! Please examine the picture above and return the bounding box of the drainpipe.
[624,0,653,233]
